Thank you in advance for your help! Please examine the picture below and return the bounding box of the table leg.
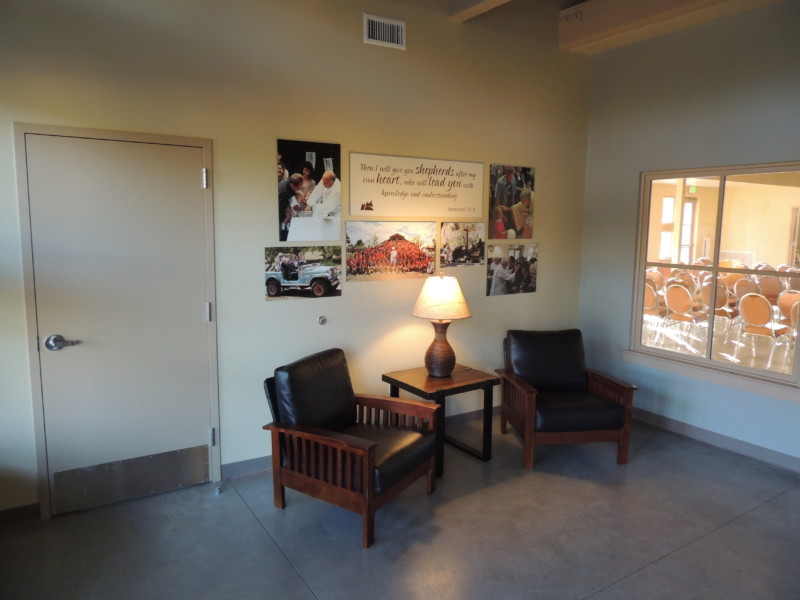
[433,392,445,477]
[389,385,399,398]
[482,384,492,461]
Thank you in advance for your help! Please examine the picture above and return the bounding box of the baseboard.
[445,405,501,427]
[220,456,270,479]
[0,503,39,525]
[634,407,800,474]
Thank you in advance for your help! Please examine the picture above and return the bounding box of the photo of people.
[345,221,436,281]
[486,243,539,296]
[439,222,485,267]
[277,139,342,243]
[488,164,535,240]
[264,245,342,300]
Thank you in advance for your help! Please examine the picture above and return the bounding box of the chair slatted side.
[275,427,369,495]
[354,395,437,433]
[496,370,535,439]
[355,403,426,431]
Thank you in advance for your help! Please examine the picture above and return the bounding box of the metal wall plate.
[52,445,209,514]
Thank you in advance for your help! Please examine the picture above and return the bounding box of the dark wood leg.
[363,508,375,548]
[273,469,286,508]
[481,384,493,461]
[499,381,508,433]
[434,392,445,477]
[389,384,399,398]
[270,434,286,508]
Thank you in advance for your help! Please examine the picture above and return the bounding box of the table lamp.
[411,273,471,377]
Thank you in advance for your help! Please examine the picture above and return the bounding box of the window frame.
[631,161,800,387]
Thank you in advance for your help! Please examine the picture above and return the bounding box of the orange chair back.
[701,281,727,311]
[734,278,758,299]
[777,290,800,323]
[739,293,773,327]
[665,284,693,314]
[757,275,784,304]
[724,271,746,292]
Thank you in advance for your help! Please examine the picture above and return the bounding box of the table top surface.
[382,364,500,397]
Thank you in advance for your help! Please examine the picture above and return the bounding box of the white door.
[18,126,219,515]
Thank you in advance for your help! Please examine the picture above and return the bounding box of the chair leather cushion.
[535,391,625,432]
[342,424,435,495]
[273,348,355,430]
[505,329,588,392]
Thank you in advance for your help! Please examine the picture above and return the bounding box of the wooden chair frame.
[264,393,438,547]
[496,368,635,470]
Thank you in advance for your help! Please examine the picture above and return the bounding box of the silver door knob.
[44,334,80,351]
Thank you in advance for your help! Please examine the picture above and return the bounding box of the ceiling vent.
[363,13,406,50]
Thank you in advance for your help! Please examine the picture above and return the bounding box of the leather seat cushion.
[341,424,435,495]
[535,392,625,432]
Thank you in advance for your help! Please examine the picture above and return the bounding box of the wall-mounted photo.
[265,246,342,300]
[345,221,436,281]
[486,243,539,296]
[488,164,535,240]
[440,222,485,267]
[350,152,483,218]
[277,139,342,243]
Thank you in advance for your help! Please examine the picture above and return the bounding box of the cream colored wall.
[0,0,588,510]
[646,182,719,264]
[721,184,800,267]
[693,186,719,260]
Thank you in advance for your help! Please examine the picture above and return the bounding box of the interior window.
[636,166,800,379]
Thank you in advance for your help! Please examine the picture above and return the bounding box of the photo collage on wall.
[485,164,537,296]
[267,146,537,300]
[269,139,343,301]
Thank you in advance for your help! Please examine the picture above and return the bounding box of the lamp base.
[424,320,456,378]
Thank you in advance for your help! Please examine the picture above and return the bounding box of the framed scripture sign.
[350,152,483,218]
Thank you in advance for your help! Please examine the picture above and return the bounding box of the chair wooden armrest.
[263,421,376,453]
[496,369,538,396]
[586,370,636,407]
[354,394,438,432]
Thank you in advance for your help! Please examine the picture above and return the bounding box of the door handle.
[44,334,80,351]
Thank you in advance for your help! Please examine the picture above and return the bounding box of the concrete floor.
[2,419,799,600]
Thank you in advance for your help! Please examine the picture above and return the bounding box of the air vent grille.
[364,13,406,50]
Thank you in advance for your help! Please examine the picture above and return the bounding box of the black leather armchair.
[496,329,636,469]
[263,348,438,547]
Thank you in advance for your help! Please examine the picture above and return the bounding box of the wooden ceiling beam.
[447,0,513,22]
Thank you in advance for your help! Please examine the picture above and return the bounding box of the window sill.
[622,348,800,403]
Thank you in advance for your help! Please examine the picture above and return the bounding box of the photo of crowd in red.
[346,221,436,281]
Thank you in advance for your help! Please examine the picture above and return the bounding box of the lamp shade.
[412,274,471,321]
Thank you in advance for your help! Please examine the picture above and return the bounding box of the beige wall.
[0,0,589,511]
[721,184,800,267]
[647,181,720,264]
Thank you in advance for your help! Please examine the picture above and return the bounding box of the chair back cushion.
[505,329,588,392]
[264,376,279,422]
[272,348,356,430]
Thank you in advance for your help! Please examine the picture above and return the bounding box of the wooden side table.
[382,364,500,476]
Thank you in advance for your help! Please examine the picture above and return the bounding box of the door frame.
[14,123,221,517]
